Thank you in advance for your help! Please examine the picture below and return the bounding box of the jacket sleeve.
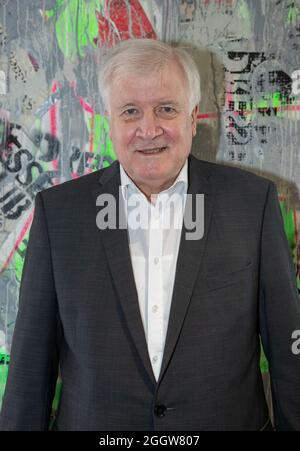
[0,192,61,431]
[259,181,300,431]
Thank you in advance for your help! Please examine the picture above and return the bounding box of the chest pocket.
[204,261,253,292]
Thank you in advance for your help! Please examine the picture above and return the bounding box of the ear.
[191,105,199,137]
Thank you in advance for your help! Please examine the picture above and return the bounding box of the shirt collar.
[120,158,188,199]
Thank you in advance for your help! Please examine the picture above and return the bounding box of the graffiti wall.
[0,0,299,410]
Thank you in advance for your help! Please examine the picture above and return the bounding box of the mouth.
[137,146,168,155]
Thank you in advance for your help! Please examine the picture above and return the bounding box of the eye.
[162,106,174,113]
[156,106,177,117]
[121,108,140,119]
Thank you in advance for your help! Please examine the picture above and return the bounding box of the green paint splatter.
[257,92,282,110]
[236,92,294,119]
[13,234,30,283]
[0,354,10,408]
[49,376,62,429]
[0,353,10,365]
[95,114,116,166]
[280,200,297,262]
[85,114,116,168]
[287,4,300,25]
[46,0,103,62]
[238,0,251,23]
[260,346,269,373]
[279,199,300,300]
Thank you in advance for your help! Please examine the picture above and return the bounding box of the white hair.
[98,39,201,114]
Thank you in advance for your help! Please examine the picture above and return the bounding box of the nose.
[135,110,163,139]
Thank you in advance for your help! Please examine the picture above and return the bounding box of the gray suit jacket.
[1,154,300,430]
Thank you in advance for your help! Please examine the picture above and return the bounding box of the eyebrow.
[117,103,137,110]
[156,100,180,106]
[118,100,181,110]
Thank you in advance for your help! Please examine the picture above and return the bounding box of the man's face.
[108,60,198,195]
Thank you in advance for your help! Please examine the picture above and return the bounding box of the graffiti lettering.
[0,22,7,49]
[224,53,267,151]
[0,121,61,220]
[224,53,294,152]
[8,51,26,83]
[70,146,115,176]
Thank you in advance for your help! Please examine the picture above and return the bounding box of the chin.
[140,166,167,177]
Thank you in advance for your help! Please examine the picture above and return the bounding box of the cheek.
[165,120,193,143]
[162,125,181,143]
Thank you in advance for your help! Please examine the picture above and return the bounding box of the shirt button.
[154,257,159,265]
[152,305,158,313]
[152,355,158,364]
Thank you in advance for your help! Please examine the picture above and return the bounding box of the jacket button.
[154,404,167,417]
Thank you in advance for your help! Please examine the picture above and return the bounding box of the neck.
[135,176,178,204]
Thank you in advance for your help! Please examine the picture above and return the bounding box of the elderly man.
[0,39,300,431]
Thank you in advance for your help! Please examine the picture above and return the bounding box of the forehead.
[109,60,189,108]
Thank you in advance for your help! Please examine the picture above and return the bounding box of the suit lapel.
[91,161,157,387]
[158,155,216,383]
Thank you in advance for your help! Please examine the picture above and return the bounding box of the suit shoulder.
[195,158,273,192]
[39,163,117,202]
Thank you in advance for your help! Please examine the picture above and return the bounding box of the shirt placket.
[147,197,164,381]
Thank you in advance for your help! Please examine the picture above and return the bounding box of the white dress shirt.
[120,159,188,381]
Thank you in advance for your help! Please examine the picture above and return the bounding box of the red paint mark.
[50,83,58,170]
[294,208,298,248]
[78,96,95,172]
[50,83,58,136]
[50,83,59,171]
[196,104,300,121]
[71,80,94,113]
[89,114,95,152]
[68,86,95,174]
[96,0,156,47]
[239,104,300,116]
[96,12,114,47]
[28,53,39,72]
[78,96,94,114]
[69,82,96,175]
[88,113,95,172]
[197,112,219,120]
[1,211,34,273]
